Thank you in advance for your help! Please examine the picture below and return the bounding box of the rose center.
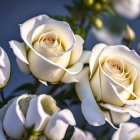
[42,37,56,47]
[39,31,58,47]
[108,59,123,74]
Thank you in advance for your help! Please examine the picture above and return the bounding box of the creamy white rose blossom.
[111,0,140,19]
[9,14,91,85]
[76,43,140,127]
[71,127,96,140]
[112,122,140,140]
[0,47,10,89]
[0,94,75,140]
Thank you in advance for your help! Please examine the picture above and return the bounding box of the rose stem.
[48,84,64,95]
[0,89,5,103]
[30,78,40,95]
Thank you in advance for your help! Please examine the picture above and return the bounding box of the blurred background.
[0,0,140,139]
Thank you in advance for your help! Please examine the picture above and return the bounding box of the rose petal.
[16,58,30,74]
[101,57,137,100]
[110,111,130,125]
[0,120,6,140]
[79,50,92,64]
[101,103,140,118]
[20,14,50,46]
[61,50,91,83]
[3,94,29,139]
[100,67,124,106]
[112,123,140,140]
[89,43,107,77]
[70,127,95,140]
[9,41,28,64]
[28,50,66,82]
[61,62,83,83]
[44,109,75,140]
[38,80,48,86]
[25,95,51,131]
[0,47,10,88]
[103,111,118,129]
[69,34,84,66]
[133,71,140,97]
[110,82,140,106]
[90,67,102,101]
[75,67,105,126]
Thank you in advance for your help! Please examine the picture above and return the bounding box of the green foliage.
[63,126,74,140]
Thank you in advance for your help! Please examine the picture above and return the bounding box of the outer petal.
[75,67,105,126]
[20,15,80,75]
[16,58,30,74]
[25,94,50,131]
[61,62,83,83]
[69,34,84,66]
[0,120,6,140]
[3,94,28,139]
[70,127,95,140]
[102,111,118,129]
[28,50,66,82]
[90,67,102,101]
[44,109,76,140]
[101,103,140,118]
[110,111,130,125]
[0,47,10,88]
[112,123,140,140]
[9,41,28,64]
[61,50,91,83]
[112,0,140,19]
[9,41,30,74]
[89,43,107,77]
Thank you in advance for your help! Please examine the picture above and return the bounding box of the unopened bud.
[84,0,94,6]
[94,18,103,30]
[94,3,102,11]
[138,43,140,52]
[124,25,136,41]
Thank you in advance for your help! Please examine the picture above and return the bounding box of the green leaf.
[103,4,115,15]
[63,126,74,140]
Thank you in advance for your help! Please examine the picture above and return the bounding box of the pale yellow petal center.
[108,59,123,74]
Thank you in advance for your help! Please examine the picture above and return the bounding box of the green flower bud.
[124,25,136,42]
[84,0,94,6]
[94,18,103,30]
[94,3,102,11]
[138,43,140,52]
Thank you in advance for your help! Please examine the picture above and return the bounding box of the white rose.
[70,127,96,140]
[112,122,140,140]
[1,94,75,140]
[0,47,10,89]
[76,44,140,127]
[111,0,140,19]
[9,14,91,84]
